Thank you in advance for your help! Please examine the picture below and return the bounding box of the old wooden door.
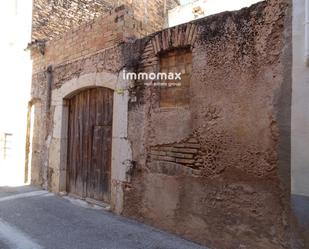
[67,87,113,203]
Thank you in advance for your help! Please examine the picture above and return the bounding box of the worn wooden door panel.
[89,125,112,201]
[67,87,113,203]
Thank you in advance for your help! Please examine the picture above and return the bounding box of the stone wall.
[28,0,302,248]
[32,0,179,41]
[122,0,298,248]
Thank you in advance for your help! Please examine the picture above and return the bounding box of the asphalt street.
[0,185,208,249]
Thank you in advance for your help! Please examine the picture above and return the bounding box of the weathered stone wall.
[122,0,297,248]
[29,0,301,247]
[32,0,179,41]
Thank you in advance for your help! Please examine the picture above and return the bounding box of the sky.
[0,0,32,132]
[0,0,32,185]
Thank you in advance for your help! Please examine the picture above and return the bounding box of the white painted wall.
[0,0,33,186]
[168,0,262,27]
[292,0,309,197]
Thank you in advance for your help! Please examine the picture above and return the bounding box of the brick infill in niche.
[150,137,204,169]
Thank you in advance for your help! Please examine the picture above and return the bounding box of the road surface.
[0,185,208,249]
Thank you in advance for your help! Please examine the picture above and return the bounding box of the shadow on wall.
[291,194,309,247]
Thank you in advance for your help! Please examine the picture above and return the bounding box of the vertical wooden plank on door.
[88,88,96,199]
[90,88,113,203]
[103,89,113,203]
[76,92,83,197]
[67,97,72,194]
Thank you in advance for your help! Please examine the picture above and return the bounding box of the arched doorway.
[66,87,113,203]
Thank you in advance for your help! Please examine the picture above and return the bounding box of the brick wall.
[31,5,142,73]
[150,137,202,174]
[32,0,179,41]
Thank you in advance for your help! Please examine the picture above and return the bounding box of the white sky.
[0,0,32,184]
[0,0,32,133]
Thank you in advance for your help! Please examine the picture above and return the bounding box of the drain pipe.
[46,65,53,112]
[305,0,309,67]
[44,65,53,189]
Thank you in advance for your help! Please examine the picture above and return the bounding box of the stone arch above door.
[52,72,118,106]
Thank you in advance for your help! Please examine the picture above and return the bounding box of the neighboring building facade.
[168,0,261,27]
[28,0,307,248]
[292,0,309,200]
[292,0,309,245]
